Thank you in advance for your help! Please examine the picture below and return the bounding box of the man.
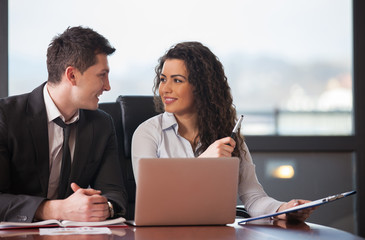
[0,26,127,222]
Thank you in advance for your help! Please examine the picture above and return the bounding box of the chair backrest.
[117,96,158,159]
[99,95,158,219]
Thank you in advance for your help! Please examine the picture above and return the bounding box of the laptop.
[129,157,239,226]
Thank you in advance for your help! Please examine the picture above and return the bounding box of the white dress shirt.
[132,112,283,216]
[43,84,79,199]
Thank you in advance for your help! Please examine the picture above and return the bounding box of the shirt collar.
[162,112,179,134]
[43,84,79,124]
[162,111,201,155]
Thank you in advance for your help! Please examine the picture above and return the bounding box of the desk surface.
[0,219,363,240]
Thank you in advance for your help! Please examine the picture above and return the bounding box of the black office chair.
[236,205,250,218]
[99,95,159,219]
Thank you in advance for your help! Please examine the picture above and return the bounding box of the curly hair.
[46,26,116,84]
[153,41,244,158]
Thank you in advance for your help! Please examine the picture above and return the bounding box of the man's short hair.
[46,26,116,83]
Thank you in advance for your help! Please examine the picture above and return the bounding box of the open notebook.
[129,157,239,226]
[0,217,126,230]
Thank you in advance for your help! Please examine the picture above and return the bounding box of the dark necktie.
[53,117,73,199]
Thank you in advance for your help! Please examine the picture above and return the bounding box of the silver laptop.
[130,157,239,226]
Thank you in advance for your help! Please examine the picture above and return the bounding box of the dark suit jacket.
[0,83,127,222]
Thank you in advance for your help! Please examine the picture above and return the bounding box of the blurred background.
[9,0,352,137]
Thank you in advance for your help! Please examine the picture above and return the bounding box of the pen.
[230,115,244,139]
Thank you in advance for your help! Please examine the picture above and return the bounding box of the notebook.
[129,157,239,226]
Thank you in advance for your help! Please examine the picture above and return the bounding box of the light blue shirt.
[132,112,283,216]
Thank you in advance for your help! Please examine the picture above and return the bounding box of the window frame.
[0,0,8,98]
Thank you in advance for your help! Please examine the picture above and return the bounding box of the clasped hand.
[60,183,110,221]
[36,183,109,221]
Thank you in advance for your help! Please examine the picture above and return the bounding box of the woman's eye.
[160,78,166,82]
[174,79,182,83]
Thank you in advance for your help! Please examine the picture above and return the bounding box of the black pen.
[230,115,244,139]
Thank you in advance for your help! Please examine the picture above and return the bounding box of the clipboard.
[238,190,356,224]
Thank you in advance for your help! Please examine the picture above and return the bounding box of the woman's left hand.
[275,199,318,222]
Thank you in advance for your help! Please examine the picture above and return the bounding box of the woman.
[132,41,315,221]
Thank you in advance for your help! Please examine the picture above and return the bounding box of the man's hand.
[35,183,110,221]
[199,137,236,158]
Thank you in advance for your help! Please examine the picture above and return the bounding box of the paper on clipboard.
[238,190,356,224]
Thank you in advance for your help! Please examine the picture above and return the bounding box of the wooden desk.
[0,219,363,240]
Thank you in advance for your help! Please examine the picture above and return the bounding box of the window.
[9,0,352,136]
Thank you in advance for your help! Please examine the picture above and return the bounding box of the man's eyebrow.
[97,69,109,76]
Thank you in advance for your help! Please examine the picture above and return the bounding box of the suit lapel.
[27,83,50,195]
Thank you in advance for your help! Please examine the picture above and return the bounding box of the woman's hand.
[199,137,236,158]
[275,199,319,222]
